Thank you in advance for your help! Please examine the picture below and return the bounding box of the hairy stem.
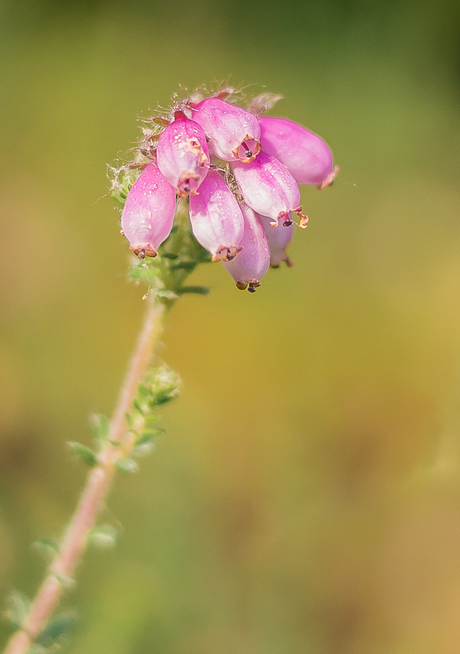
[3,294,167,654]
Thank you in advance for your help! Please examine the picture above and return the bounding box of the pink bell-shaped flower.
[157,112,210,197]
[192,97,261,163]
[223,203,270,292]
[189,169,244,262]
[232,151,308,227]
[259,116,338,188]
[120,162,176,258]
[259,214,294,267]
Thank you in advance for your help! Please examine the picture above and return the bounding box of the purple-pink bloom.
[191,97,261,163]
[232,151,308,228]
[189,169,244,262]
[223,203,270,292]
[259,213,294,268]
[259,116,338,188]
[120,162,176,258]
[156,112,210,197]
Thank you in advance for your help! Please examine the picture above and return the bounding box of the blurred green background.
[1,0,460,652]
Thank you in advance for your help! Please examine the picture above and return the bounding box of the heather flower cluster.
[118,88,338,293]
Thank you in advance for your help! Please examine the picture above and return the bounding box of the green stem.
[3,294,167,654]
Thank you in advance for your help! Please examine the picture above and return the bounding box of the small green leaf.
[115,458,139,474]
[132,398,145,415]
[132,432,161,458]
[177,285,210,295]
[27,645,50,654]
[125,411,134,428]
[136,429,164,446]
[169,260,196,272]
[88,525,118,550]
[89,413,110,443]
[68,442,98,467]
[155,289,178,302]
[33,538,59,560]
[52,573,75,589]
[36,610,77,646]
[4,591,31,628]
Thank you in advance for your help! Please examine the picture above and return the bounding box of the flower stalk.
[3,294,167,654]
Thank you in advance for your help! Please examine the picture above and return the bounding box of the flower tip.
[232,137,261,163]
[235,280,260,293]
[130,245,157,259]
[317,165,340,190]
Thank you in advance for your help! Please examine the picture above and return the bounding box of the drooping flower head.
[113,85,337,293]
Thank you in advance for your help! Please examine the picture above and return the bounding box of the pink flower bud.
[223,203,270,292]
[259,116,338,188]
[156,112,210,197]
[192,97,261,163]
[120,163,176,258]
[232,151,308,227]
[189,169,244,262]
[259,214,294,268]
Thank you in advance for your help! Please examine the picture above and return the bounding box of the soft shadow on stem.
[3,294,167,654]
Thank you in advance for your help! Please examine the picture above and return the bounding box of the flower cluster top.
[117,88,338,293]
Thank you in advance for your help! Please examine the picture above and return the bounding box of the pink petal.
[120,162,176,258]
[157,113,210,197]
[192,97,261,163]
[223,203,270,292]
[259,214,294,268]
[189,169,244,262]
[232,151,307,227]
[259,116,338,188]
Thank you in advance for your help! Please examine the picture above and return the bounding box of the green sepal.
[115,458,139,474]
[177,285,210,295]
[87,525,118,550]
[33,538,59,560]
[4,590,31,628]
[68,442,98,467]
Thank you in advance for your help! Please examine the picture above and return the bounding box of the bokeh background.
[1,0,460,652]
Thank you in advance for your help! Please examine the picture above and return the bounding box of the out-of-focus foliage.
[1,0,460,652]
